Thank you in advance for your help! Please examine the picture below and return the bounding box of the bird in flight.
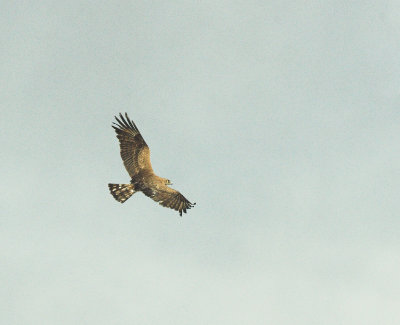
[108,113,196,216]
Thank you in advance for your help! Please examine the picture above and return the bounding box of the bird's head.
[165,178,173,186]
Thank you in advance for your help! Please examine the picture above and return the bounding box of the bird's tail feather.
[108,184,135,203]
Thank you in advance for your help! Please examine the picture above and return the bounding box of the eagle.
[108,113,196,216]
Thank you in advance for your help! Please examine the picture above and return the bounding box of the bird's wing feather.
[142,185,195,216]
[112,113,153,177]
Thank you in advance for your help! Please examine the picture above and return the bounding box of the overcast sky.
[1,1,400,324]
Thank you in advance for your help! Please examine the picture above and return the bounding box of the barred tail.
[108,183,135,203]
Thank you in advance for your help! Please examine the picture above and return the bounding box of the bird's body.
[108,113,195,216]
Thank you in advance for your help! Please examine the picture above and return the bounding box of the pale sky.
[1,1,400,324]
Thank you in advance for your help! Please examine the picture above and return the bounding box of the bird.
[108,113,196,216]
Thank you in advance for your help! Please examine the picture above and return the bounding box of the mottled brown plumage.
[108,113,195,216]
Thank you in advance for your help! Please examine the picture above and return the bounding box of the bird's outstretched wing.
[112,113,153,177]
[142,186,196,216]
